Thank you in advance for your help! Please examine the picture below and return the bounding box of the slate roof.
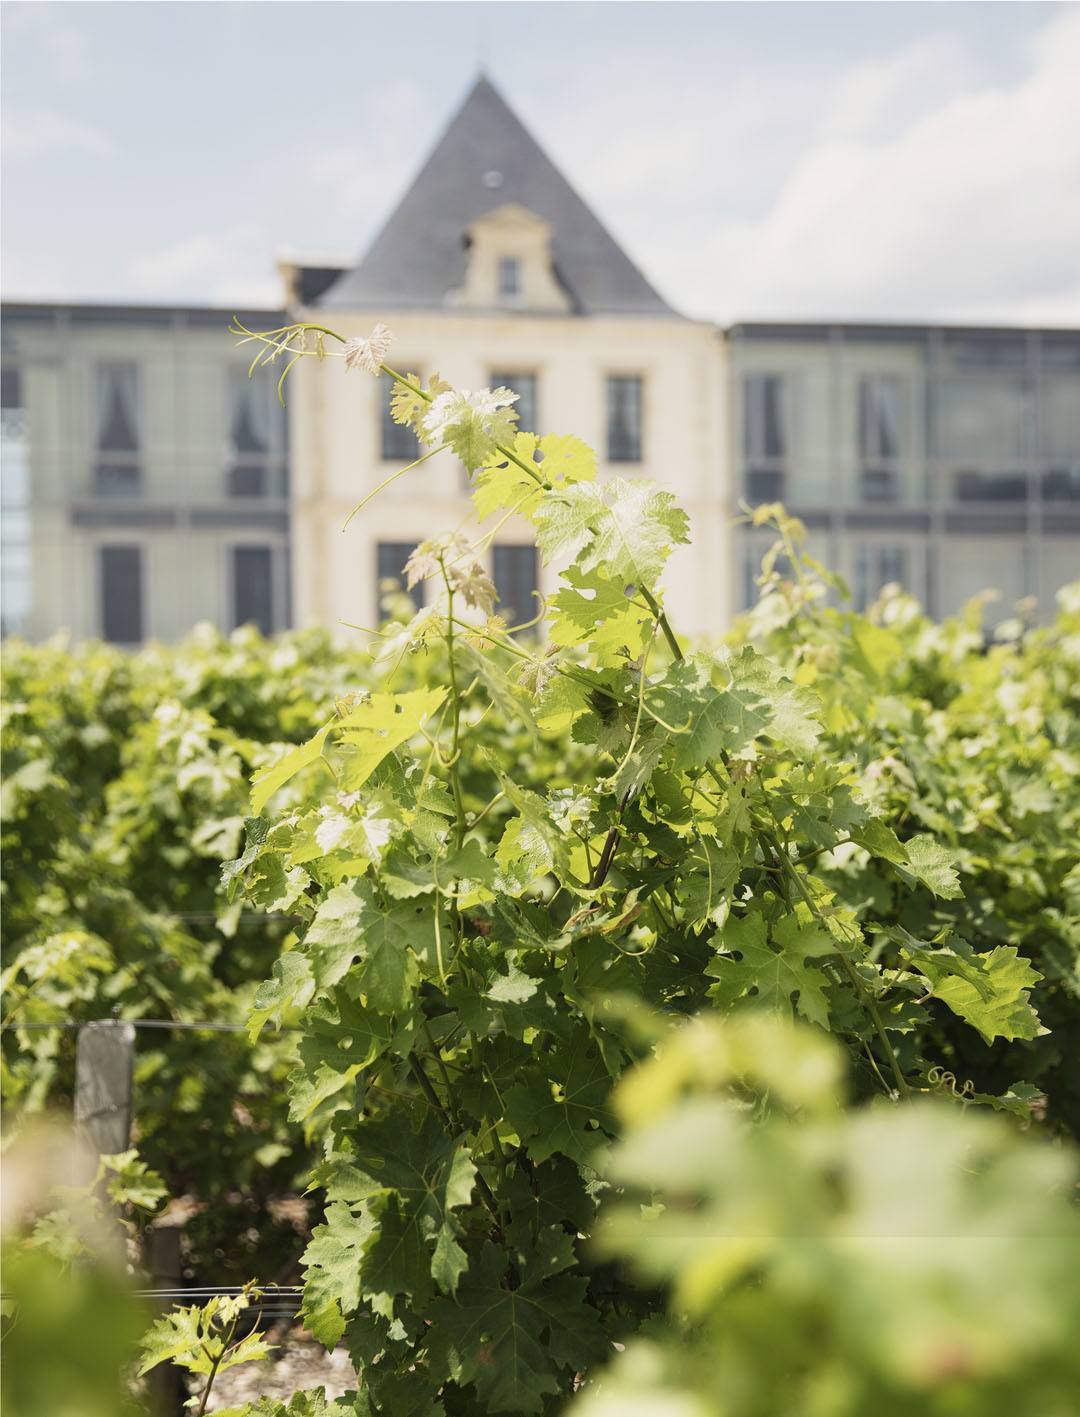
[317,75,680,318]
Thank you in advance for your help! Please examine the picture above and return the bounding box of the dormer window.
[498,256,521,300]
[448,205,571,314]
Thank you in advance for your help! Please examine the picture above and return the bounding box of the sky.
[2,0,1079,326]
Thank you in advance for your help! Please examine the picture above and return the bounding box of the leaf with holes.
[706,910,833,1027]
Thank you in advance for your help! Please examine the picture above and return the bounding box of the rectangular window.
[380,370,421,462]
[1042,375,1080,500]
[743,374,786,460]
[492,544,538,628]
[95,363,141,496]
[607,375,643,462]
[942,377,1028,500]
[743,374,787,503]
[855,545,907,612]
[859,377,902,502]
[231,545,275,635]
[1,366,31,638]
[953,470,1028,501]
[498,257,521,299]
[100,545,143,644]
[1041,468,1080,500]
[742,550,760,610]
[860,467,898,502]
[1,366,21,411]
[228,464,267,497]
[858,375,901,459]
[376,542,424,614]
[490,372,537,433]
[746,469,785,503]
[227,368,272,497]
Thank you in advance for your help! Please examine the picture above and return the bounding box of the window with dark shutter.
[1,366,21,411]
[232,546,275,635]
[858,376,902,502]
[743,373,787,502]
[492,544,538,628]
[490,372,537,433]
[376,542,424,614]
[380,372,422,462]
[100,545,143,644]
[855,545,908,611]
[607,376,643,462]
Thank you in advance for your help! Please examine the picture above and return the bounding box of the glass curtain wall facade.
[1,302,291,644]
[1,366,32,637]
[730,325,1080,622]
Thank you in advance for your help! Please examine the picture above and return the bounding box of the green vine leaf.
[706,911,833,1027]
[248,951,314,1040]
[504,1030,616,1165]
[427,1234,607,1414]
[897,834,964,900]
[300,881,427,1012]
[251,723,332,815]
[534,478,689,587]
[902,938,1044,1043]
[290,987,398,1121]
[300,1200,377,1348]
[336,689,447,792]
[549,567,651,660]
[648,648,820,769]
[319,1112,476,1305]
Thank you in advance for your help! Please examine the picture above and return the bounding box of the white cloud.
[537,7,1080,325]
[128,227,279,306]
[0,247,75,300]
[821,34,974,142]
[2,110,114,159]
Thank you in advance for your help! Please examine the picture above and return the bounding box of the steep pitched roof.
[317,76,680,318]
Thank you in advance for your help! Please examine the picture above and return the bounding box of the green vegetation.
[578,1014,1080,1417]
[2,626,374,1282]
[2,328,1078,1413]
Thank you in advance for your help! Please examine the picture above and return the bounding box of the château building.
[2,75,1077,644]
[282,76,726,640]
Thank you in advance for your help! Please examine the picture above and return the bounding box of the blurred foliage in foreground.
[573,1012,1080,1417]
[1,1123,157,1417]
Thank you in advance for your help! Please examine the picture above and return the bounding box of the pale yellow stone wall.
[289,309,731,642]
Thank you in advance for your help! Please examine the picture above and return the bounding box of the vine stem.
[760,821,911,1099]
[195,1310,239,1417]
[196,1355,222,1417]
[440,574,467,850]
[408,1052,504,1233]
[639,586,682,662]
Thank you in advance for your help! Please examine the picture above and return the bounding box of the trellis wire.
[0,1284,307,1320]
[4,1017,301,1033]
